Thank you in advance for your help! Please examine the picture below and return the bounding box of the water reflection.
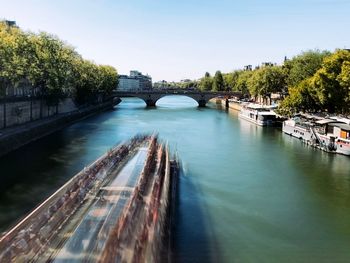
[173,166,221,263]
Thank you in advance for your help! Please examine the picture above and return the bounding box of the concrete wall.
[0,98,78,129]
[0,99,117,157]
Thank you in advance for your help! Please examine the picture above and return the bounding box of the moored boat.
[316,121,350,156]
[239,103,276,126]
[0,134,178,262]
[282,115,315,141]
[283,114,350,156]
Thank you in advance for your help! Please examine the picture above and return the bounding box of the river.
[1,96,350,262]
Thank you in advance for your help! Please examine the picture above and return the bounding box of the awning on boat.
[329,123,350,131]
[329,117,350,125]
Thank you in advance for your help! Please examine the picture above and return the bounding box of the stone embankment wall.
[228,100,242,111]
[0,97,120,157]
[0,98,77,129]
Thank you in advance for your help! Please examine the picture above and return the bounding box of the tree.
[338,61,350,106]
[247,65,286,101]
[0,20,119,111]
[278,79,319,116]
[310,50,350,113]
[234,70,252,95]
[0,21,33,126]
[199,72,213,91]
[71,59,98,105]
[0,21,31,89]
[98,65,118,95]
[223,71,240,91]
[279,49,350,114]
[212,71,224,91]
[284,49,331,87]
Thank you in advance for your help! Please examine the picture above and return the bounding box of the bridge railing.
[113,89,241,96]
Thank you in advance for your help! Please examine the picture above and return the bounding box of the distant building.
[243,65,252,71]
[3,20,17,27]
[261,62,275,67]
[117,71,152,91]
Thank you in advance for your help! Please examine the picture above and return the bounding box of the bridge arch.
[153,94,199,107]
[116,96,147,106]
[113,90,241,107]
[137,93,213,107]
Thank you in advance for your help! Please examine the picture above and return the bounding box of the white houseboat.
[315,121,350,156]
[239,104,276,126]
[283,115,350,156]
[282,115,317,141]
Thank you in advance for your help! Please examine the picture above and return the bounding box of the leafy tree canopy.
[213,71,224,91]
[0,21,118,105]
[199,72,213,91]
[284,49,331,87]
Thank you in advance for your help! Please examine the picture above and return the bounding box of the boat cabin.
[239,104,276,126]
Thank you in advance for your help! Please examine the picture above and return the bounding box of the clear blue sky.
[1,0,349,81]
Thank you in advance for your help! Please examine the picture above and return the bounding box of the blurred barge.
[0,134,178,262]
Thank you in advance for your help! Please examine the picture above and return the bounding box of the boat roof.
[315,119,340,125]
[329,122,350,131]
[301,113,324,120]
[244,103,272,110]
[265,105,278,109]
[258,111,276,116]
[245,104,265,109]
[329,117,350,125]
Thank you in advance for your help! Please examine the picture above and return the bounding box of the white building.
[117,71,152,91]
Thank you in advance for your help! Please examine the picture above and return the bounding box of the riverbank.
[0,98,121,157]
[215,98,242,111]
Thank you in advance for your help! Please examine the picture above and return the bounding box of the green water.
[0,96,350,262]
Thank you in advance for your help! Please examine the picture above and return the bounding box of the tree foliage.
[279,49,350,114]
[199,72,213,91]
[234,70,252,94]
[247,66,286,100]
[278,79,319,116]
[213,71,224,91]
[0,21,118,106]
[284,50,331,87]
[164,49,347,115]
[223,71,240,92]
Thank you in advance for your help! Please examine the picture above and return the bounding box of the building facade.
[3,20,17,27]
[117,71,152,91]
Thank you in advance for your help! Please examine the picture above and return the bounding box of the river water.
[1,96,350,262]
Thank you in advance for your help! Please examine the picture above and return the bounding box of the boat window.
[258,115,276,121]
[327,126,334,134]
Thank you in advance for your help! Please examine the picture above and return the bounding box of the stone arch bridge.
[113,89,241,107]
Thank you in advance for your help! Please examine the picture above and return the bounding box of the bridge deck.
[113,89,241,107]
